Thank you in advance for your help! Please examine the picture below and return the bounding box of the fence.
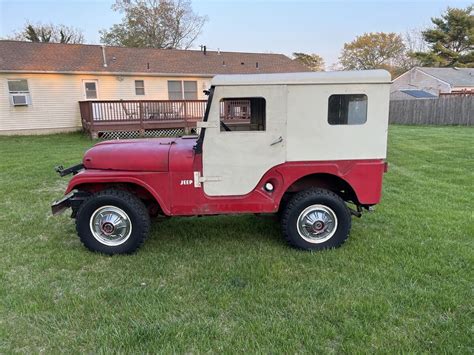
[389,96,473,125]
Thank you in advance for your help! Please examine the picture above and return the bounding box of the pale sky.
[0,0,471,66]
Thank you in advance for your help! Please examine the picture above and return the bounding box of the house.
[0,40,307,135]
[390,67,474,100]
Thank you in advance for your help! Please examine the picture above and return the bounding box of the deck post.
[139,101,145,137]
[183,102,190,134]
[88,102,96,138]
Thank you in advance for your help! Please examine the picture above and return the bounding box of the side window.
[219,97,266,132]
[167,80,198,100]
[135,80,145,95]
[8,79,30,106]
[84,81,98,100]
[168,80,182,100]
[183,81,197,100]
[328,94,367,125]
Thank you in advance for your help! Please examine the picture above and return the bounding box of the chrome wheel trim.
[89,205,132,246]
[296,204,338,244]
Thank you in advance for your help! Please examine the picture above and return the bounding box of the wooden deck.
[79,99,256,138]
[79,100,207,138]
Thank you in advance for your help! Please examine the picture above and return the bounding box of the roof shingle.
[0,40,309,75]
[417,67,474,87]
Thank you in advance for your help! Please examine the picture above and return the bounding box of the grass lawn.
[0,125,472,353]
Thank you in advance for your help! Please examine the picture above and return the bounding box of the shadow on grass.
[146,214,283,250]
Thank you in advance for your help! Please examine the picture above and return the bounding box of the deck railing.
[79,99,207,138]
[79,99,255,138]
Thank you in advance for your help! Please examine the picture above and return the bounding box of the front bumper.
[51,191,90,216]
[51,192,75,216]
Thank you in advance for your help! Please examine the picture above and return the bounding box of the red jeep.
[52,71,391,254]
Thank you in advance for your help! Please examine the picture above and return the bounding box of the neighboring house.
[391,67,474,100]
[0,40,307,135]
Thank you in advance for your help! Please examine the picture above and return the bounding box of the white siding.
[391,68,451,96]
[0,73,211,135]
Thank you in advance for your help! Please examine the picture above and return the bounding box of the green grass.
[0,126,473,353]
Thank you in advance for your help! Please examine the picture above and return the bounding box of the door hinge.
[194,171,222,188]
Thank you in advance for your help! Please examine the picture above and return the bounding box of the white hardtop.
[211,70,392,86]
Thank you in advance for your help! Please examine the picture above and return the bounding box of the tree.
[412,5,473,67]
[292,52,325,71]
[11,22,84,44]
[100,0,207,49]
[339,32,406,75]
[403,28,428,68]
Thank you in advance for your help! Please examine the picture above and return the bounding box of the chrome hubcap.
[297,204,338,243]
[89,206,132,246]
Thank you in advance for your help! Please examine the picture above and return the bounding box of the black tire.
[75,189,150,255]
[281,188,351,251]
[277,193,293,220]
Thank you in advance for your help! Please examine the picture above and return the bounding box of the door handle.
[270,136,283,146]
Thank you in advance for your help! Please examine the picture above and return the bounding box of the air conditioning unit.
[11,94,29,106]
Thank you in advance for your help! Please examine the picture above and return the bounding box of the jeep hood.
[83,138,175,172]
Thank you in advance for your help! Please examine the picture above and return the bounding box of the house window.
[8,79,30,106]
[84,81,98,100]
[135,80,145,95]
[219,97,266,132]
[183,81,197,100]
[328,94,367,125]
[167,80,198,100]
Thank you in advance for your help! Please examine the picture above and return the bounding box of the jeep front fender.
[64,170,171,215]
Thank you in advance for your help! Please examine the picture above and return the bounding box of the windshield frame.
[194,86,215,154]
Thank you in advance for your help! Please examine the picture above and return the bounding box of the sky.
[0,0,472,66]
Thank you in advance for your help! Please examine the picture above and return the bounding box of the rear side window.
[328,94,367,125]
[219,97,266,132]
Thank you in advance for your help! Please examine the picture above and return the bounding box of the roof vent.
[101,46,108,68]
[241,62,244,65]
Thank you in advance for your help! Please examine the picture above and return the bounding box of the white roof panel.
[211,70,392,86]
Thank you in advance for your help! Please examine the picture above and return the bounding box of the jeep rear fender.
[65,170,171,215]
[273,160,385,205]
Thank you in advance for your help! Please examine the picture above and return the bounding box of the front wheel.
[280,188,351,251]
[75,189,150,255]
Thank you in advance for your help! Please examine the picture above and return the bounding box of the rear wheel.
[281,188,351,251]
[75,189,150,255]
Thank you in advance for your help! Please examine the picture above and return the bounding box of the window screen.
[168,80,183,100]
[8,79,29,93]
[219,97,266,132]
[328,94,367,125]
[183,81,197,100]
[168,80,198,100]
[84,82,97,100]
[135,80,145,95]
